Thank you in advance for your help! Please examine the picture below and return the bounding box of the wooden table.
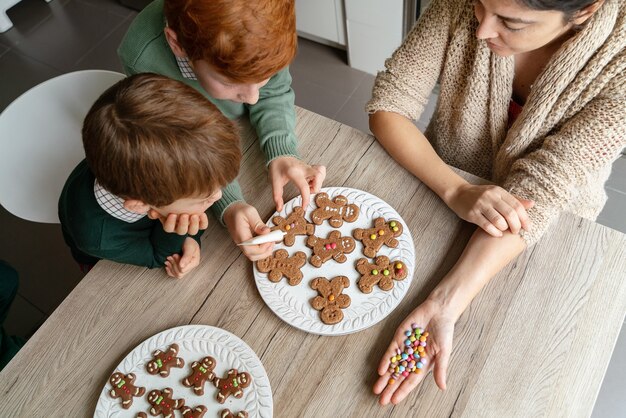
[1,108,625,417]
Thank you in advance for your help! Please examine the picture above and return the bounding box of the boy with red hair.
[118,0,325,260]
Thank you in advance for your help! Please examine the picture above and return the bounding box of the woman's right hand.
[445,183,534,237]
[373,298,456,405]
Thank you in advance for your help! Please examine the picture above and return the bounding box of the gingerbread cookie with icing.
[221,410,249,418]
[108,372,145,409]
[136,413,148,418]
[306,231,356,267]
[182,356,216,395]
[310,276,351,324]
[146,343,185,377]
[310,192,359,227]
[256,249,307,285]
[270,206,315,246]
[146,388,185,418]
[213,369,252,404]
[356,256,407,293]
[353,218,403,258]
[181,405,207,418]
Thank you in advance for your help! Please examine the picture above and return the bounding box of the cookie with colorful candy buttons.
[306,230,356,267]
[387,324,429,385]
[221,410,249,418]
[353,217,403,258]
[146,388,185,418]
[310,192,360,228]
[310,276,352,325]
[108,372,145,409]
[355,256,408,293]
[181,405,208,418]
[213,369,252,404]
[256,249,307,286]
[182,356,216,395]
[270,206,315,246]
[146,343,185,377]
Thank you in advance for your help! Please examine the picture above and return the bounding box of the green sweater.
[58,160,208,268]
[118,0,300,219]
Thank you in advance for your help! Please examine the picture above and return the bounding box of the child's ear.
[571,0,604,25]
[164,26,187,58]
[123,199,151,214]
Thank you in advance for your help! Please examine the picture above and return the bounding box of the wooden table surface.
[1,107,625,418]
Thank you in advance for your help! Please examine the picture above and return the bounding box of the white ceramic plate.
[253,187,415,336]
[94,325,272,417]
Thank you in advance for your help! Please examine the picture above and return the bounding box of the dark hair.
[83,73,241,207]
[515,0,599,20]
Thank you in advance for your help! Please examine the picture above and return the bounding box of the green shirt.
[118,0,300,219]
[58,160,209,268]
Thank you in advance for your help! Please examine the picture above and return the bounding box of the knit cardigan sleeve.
[504,69,626,245]
[365,0,456,121]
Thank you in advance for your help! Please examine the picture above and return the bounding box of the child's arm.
[374,228,526,405]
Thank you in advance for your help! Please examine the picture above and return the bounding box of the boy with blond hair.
[119,0,326,261]
[59,73,242,278]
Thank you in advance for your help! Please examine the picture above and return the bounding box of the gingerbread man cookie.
[182,356,216,395]
[146,388,185,418]
[136,413,148,418]
[213,369,252,404]
[270,206,315,246]
[109,372,145,409]
[181,405,207,418]
[306,231,356,267]
[310,276,351,324]
[311,192,359,227]
[146,343,185,377]
[353,218,403,258]
[356,256,408,293]
[221,410,249,418]
[256,249,307,285]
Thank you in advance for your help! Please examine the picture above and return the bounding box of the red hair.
[165,0,297,83]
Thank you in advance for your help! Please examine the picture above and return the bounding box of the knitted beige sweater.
[366,0,625,245]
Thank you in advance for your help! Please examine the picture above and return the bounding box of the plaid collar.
[176,56,198,80]
[94,180,146,223]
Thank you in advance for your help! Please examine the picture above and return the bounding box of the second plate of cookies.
[253,187,415,336]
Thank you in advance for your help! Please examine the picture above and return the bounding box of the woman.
[367,0,624,405]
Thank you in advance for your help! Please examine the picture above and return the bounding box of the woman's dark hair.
[515,0,599,20]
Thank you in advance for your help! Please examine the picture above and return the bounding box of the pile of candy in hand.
[387,324,429,385]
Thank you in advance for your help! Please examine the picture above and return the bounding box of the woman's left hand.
[373,298,456,405]
[268,156,326,211]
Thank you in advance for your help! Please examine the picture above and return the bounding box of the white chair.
[0,70,126,223]
[0,0,53,33]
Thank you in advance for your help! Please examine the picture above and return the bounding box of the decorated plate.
[253,187,415,336]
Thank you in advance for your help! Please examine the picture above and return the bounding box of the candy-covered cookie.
[146,388,185,418]
[146,343,185,377]
[270,206,315,246]
[181,405,207,418]
[310,276,351,324]
[256,249,306,285]
[108,372,145,409]
[356,256,408,293]
[353,218,403,258]
[306,231,356,267]
[213,369,252,404]
[221,410,249,418]
[310,192,359,227]
[182,356,216,395]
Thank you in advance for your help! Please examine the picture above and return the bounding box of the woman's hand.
[268,156,326,211]
[445,184,534,237]
[165,237,201,279]
[223,202,274,261]
[373,298,456,405]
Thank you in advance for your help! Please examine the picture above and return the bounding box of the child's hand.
[445,184,534,237]
[223,202,274,261]
[268,156,326,211]
[164,237,201,279]
[373,298,455,405]
[148,210,209,236]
